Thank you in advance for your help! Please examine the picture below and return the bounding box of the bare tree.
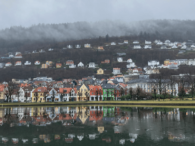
[187,75,195,98]
[24,91,28,103]
[114,89,117,101]
[85,92,89,101]
[78,91,82,101]
[60,89,66,102]
[4,82,17,102]
[34,92,38,102]
[51,89,55,102]
[169,76,176,99]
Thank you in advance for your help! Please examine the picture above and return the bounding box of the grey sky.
[0,0,194,29]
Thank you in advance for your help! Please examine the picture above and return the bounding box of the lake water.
[0,106,195,145]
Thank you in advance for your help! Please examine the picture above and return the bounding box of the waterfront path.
[1,100,195,108]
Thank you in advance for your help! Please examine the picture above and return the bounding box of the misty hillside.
[0,20,195,50]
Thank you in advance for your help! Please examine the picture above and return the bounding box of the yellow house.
[32,87,48,102]
[164,59,170,65]
[0,85,6,102]
[41,64,48,69]
[97,68,104,75]
[76,84,90,101]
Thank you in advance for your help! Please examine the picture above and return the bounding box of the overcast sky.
[0,0,194,29]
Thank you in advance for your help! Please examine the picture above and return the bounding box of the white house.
[127,78,178,96]
[48,48,53,51]
[113,68,121,75]
[117,57,123,62]
[145,40,151,44]
[172,44,178,49]
[126,62,136,68]
[24,61,31,65]
[69,64,76,68]
[133,45,141,49]
[148,60,160,67]
[15,54,22,58]
[164,40,171,45]
[9,54,14,58]
[156,41,163,45]
[75,45,81,48]
[46,88,61,102]
[133,41,139,44]
[111,42,116,45]
[15,61,22,66]
[124,40,128,44]
[89,62,96,68]
[5,62,12,67]
[127,59,133,63]
[188,59,195,66]
[175,59,188,65]
[181,45,187,49]
[191,45,195,50]
[84,44,91,48]
[35,61,40,65]
[15,52,21,55]
[67,45,73,49]
[78,62,84,67]
[32,50,38,53]
[161,45,167,49]
[144,45,152,49]
[39,49,45,53]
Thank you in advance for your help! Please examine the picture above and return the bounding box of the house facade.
[24,61,31,65]
[89,85,103,101]
[35,61,40,65]
[89,62,96,68]
[113,68,121,75]
[97,68,104,75]
[117,57,123,62]
[76,84,90,101]
[102,84,115,100]
[32,87,48,102]
[78,62,84,67]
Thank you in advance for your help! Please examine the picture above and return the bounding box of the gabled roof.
[32,87,48,93]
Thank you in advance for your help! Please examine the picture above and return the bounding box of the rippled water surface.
[0,106,195,145]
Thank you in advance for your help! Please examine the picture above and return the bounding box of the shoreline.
[1,100,195,107]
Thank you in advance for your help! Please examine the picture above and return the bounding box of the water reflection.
[0,106,195,145]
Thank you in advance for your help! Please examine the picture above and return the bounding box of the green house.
[102,84,115,100]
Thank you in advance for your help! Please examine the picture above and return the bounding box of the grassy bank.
[1,100,195,107]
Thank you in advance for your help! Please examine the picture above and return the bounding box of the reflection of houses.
[77,106,89,124]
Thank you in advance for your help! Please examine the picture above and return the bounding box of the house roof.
[32,87,48,93]
[101,83,115,89]
[113,68,120,70]
[15,61,21,64]
[59,88,77,94]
